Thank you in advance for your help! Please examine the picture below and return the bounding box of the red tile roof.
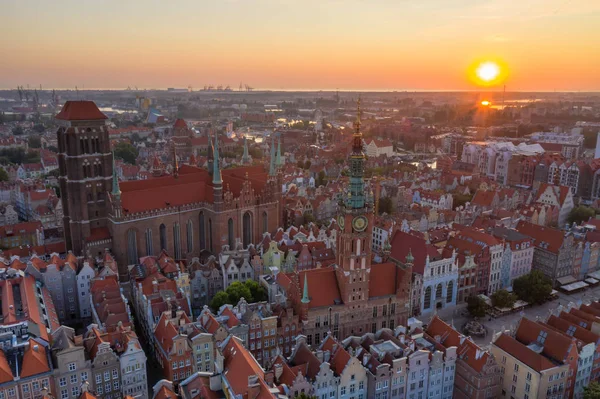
[515,318,574,364]
[494,333,555,372]
[55,101,108,121]
[21,339,50,378]
[368,262,397,298]
[515,220,565,254]
[298,267,341,308]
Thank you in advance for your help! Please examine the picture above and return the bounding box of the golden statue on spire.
[352,96,363,153]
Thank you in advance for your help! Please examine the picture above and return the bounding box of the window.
[526,372,532,381]
[359,382,364,390]
[96,375,102,385]
[68,363,76,371]
[59,378,67,387]
[105,383,111,392]
[112,369,118,379]
[61,390,68,399]
[113,382,119,390]
[104,371,110,381]
[71,387,79,397]
[22,386,29,393]
[70,374,78,384]
[341,387,346,396]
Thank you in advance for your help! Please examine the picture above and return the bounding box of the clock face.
[352,216,368,232]
[338,215,345,230]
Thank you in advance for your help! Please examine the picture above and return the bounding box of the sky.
[1,0,599,91]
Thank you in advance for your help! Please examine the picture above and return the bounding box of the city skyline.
[2,0,600,91]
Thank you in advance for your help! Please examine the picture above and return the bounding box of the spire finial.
[301,273,310,304]
[242,135,250,164]
[111,152,121,196]
[269,134,276,176]
[276,134,283,167]
[212,131,222,185]
[173,145,179,177]
[354,95,362,135]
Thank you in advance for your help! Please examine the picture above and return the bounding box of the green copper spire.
[111,152,121,196]
[242,136,250,164]
[346,97,366,209]
[405,248,414,264]
[212,132,222,185]
[301,273,310,304]
[276,136,283,167]
[269,135,276,176]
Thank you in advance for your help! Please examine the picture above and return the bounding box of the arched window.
[173,223,181,259]
[199,212,205,250]
[424,286,432,309]
[243,212,252,248]
[435,283,443,300]
[208,219,213,252]
[127,229,138,265]
[446,280,454,304]
[262,211,268,235]
[228,218,234,249]
[159,224,167,251]
[186,220,193,253]
[145,228,153,256]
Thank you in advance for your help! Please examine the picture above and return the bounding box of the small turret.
[242,136,250,165]
[301,273,310,304]
[269,135,276,177]
[405,248,414,265]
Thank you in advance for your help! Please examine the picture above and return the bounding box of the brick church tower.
[335,99,375,304]
[56,101,113,255]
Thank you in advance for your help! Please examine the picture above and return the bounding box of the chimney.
[315,349,324,363]
[247,375,260,399]
[209,374,222,391]
[264,370,274,386]
[274,363,283,382]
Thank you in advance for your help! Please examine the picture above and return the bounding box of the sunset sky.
[1,0,599,91]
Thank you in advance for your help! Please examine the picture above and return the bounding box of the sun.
[476,62,500,82]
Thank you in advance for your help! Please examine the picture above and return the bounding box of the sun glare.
[476,62,500,82]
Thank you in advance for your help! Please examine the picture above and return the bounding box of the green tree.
[513,270,552,305]
[378,197,394,215]
[28,135,42,149]
[303,213,316,225]
[12,126,24,136]
[249,147,263,159]
[490,289,517,309]
[467,295,487,318]
[33,124,45,133]
[226,281,253,304]
[584,381,600,399]
[245,280,268,303]
[209,291,230,312]
[453,193,473,210]
[316,170,326,187]
[0,168,8,182]
[114,142,139,165]
[568,206,597,225]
